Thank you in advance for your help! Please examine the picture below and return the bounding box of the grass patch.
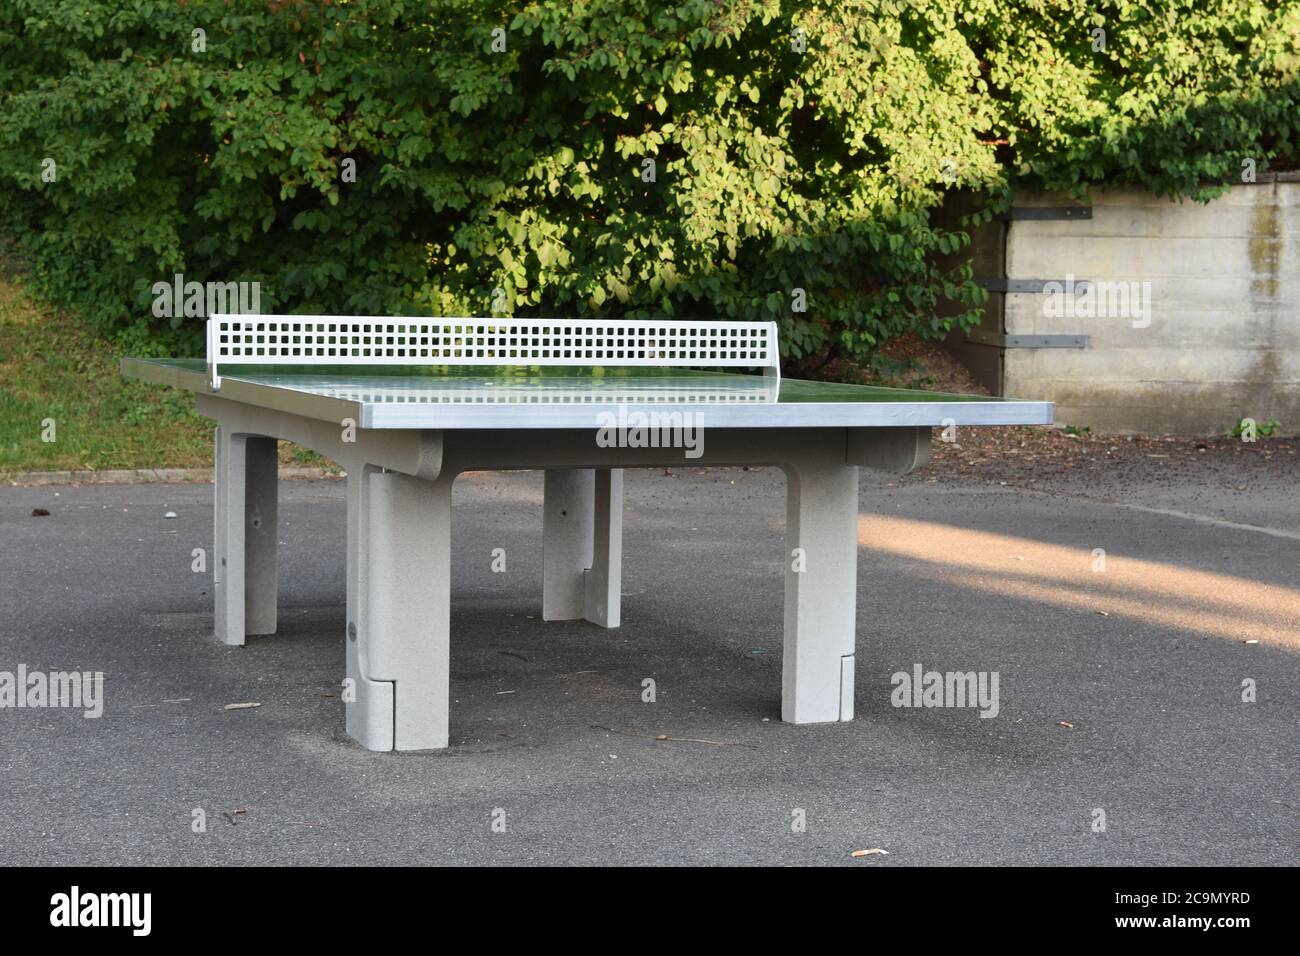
[0,257,213,475]
[0,258,341,476]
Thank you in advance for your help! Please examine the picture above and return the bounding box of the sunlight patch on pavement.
[858,515,1300,649]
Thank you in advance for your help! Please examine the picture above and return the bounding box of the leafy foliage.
[1229,417,1281,438]
[1,0,1296,370]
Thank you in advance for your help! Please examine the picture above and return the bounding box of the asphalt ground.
[1,458,1296,865]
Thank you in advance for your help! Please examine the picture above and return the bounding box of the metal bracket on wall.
[966,330,1089,349]
[995,207,1093,220]
[975,278,1091,294]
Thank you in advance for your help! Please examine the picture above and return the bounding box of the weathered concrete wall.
[1003,180,1299,435]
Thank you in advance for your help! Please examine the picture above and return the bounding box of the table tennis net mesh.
[209,317,778,370]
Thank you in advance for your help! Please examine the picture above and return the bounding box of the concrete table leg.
[542,468,594,621]
[360,469,454,751]
[213,427,278,646]
[584,468,623,628]
[543,468,623,627]
[343,464,396,751]
[781,455,860,724]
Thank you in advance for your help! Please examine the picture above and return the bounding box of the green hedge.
[1,0,1296,369]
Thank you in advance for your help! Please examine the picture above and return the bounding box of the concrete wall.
[1003,179,1299,434]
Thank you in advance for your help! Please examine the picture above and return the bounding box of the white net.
[207,315,780,387]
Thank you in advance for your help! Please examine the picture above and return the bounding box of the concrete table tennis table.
[122,316,1053,752]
